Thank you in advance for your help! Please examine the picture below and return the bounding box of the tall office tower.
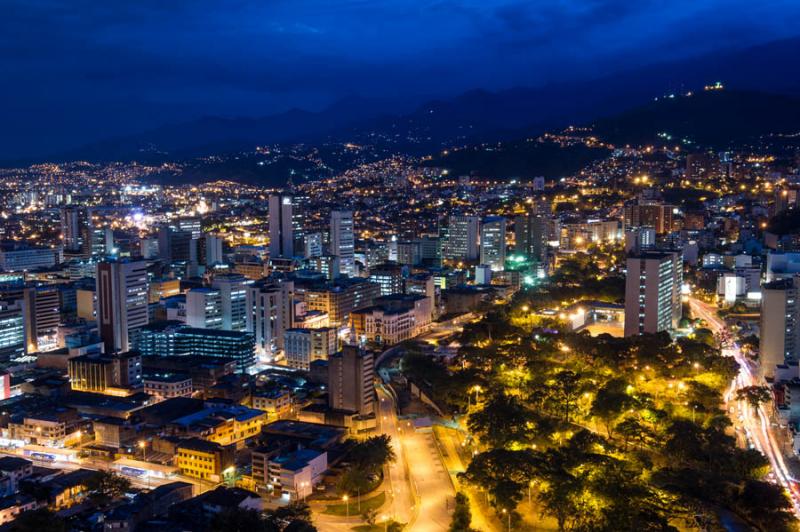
[442,215,480,263]
[515,214,549,262]
[96,260,149,353]
[304,232,323,259]
[177,218,202,239]
[760,277,800,379]
[269,194,295,259]
[22,285,60,352]
[328,345,374,415]
[624,227,656,254]
[158,224,196,264]
[212,273,251,332]
[624,252,682,337]
[330,210,356,277]
[0,301,25,362]
[185,288,223,329]
[60,207,84,252]
[205,234,224,266]
[368,262,405,296]
[480,216,507,271]
[246,279,294,357]
[291,195,307,257]
[623,203,675,235]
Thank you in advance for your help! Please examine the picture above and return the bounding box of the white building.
[330,210,356,277]
[624,252,682,337]
[185,288,223,329]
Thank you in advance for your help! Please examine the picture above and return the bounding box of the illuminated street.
[689,297,800,515]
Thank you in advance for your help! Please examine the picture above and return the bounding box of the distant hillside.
[592,90,800,148]
[38,36,800,164]
[422,140,610,180]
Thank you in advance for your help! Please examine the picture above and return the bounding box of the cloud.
[0,0,798,157]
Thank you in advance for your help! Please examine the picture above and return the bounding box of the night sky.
[2,0,799,159]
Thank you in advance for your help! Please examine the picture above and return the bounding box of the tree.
[468,393,536,448]
[85,470,131,506]
[348,434,396,477]
[210,508,276,532]
[450,492,476,532]
[8,509,66,532]
[736,385,772,410]
[590,378,636,438]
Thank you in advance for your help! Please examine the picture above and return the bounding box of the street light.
[343,495,349,518]
[139,440,147,462]
[381,514,389,532]
[502,508,510,531]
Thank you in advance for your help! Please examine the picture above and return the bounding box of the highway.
[689,297,800,514]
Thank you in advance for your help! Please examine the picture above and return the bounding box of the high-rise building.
[442,215,480,263]
[284,327,338,370]
[330,210,356,277]
[328,345,374,415]
[157,224,196,264]
[205,234,225,266]
[515,214,549,262]
[269,194,295,260]
[185,288,223,329]
[480,216,507,271]
[291,195,307,257]
[624,252,682,337]
[60,206,84,253]
[304,232,323,259]
[761,277,800,379]
[623,203,674,235]
[96,260,149,353]
[0,301,25,362]
[368,262,405,296]
[246,279,294,357]
[22,285,60,352]
[211,274,251,332]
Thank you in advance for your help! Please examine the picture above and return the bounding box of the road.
[689,297,800,513]
[377,384,416,526]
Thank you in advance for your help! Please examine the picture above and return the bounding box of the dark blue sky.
[2,0,799,159]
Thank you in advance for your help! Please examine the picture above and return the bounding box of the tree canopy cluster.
[432,290,793,531]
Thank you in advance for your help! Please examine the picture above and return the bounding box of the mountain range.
[14,36,800,167]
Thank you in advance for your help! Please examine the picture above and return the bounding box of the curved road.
[689,297,800,513]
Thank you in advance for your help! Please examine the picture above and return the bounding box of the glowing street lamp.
[343,495,349,518]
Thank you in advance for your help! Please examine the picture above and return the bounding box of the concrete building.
[330,210,356,277]
[442,215,480,263]
[96,260,149,353]
[211,274,251,332]
[284,327,338,370]
[185,288,223,330]
[761,277,800,379]
[68,351,143,395]
[480,216,507,271]
[624,251,682,336]
[328,345,374,415]
[515,214,549,262]
[269,194,295,260]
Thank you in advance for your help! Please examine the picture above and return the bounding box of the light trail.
[689,297,800,514]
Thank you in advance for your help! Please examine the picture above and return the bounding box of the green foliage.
[467,393,537,449]
[736,385,772,410]
[85,470,131,506]
[8,509,67,532]
[449,492,476,532]
[209,504,316,532]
